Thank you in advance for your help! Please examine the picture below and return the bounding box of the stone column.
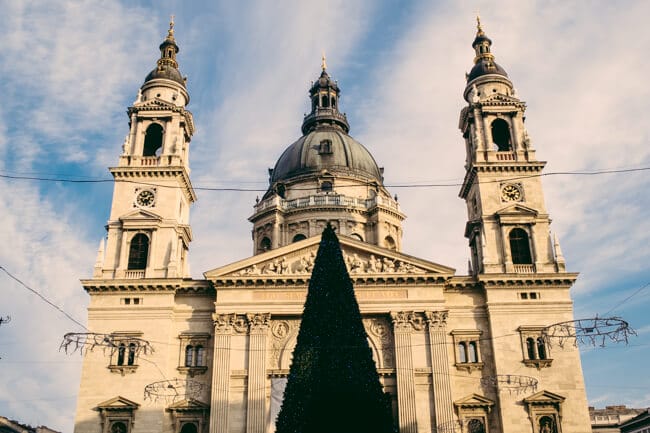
[246,313,270,433]
[210,313,234,433]
[425,310,454,430]
[390,311,419,433]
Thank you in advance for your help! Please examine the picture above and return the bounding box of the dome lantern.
[301,55,350,134]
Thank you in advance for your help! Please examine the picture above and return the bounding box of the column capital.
[425,310,449,329]
[390,311,425,332]
[246,313,271,332]
[213,313,234,334]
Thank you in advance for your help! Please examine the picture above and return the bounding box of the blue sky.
[1,0,649,430]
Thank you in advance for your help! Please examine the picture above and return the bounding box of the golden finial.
[476,13,484,35]
[321,51,327,71]
[168,14,175,37]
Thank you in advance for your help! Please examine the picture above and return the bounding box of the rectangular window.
[451,330,484,372]
[518,326,553,368]
[178,332,211,376]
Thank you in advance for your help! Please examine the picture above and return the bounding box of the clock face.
[136,189,155,207]
[501,184,522,202]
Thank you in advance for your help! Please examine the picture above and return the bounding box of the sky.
[0,0,649,430]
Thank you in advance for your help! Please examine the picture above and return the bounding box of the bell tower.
[458,18,565,275]
[94,18,196,280]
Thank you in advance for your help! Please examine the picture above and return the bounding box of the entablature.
[109,166,196,202]
[82,278,212,294]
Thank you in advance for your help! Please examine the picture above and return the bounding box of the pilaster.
[246,313,270,433]
[210,313,234,433]
[425,310,455,429]
[390,311,420,433]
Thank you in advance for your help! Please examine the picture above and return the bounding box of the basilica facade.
[73,19,592,433]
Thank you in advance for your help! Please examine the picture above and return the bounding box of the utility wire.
[0,266,88,331]
[603,281,650,316]
[1,166,649,192]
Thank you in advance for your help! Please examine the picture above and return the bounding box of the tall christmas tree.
[275,224,394,433]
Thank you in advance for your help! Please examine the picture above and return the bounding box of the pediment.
[119,209,162,222]
[166,398,209,412]
[93,395,140,411]
[204,234,455,279]
[454,393,495,408]
[133,98,179,111]
[481,93,525,106]
[496,203,538,217]
[523,390,565,405]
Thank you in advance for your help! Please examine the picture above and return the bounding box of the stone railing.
[495,151,515,161]
[140,156,160,166]
[513,264,535,273]
[124,270,145,279]
[253,194,400,214]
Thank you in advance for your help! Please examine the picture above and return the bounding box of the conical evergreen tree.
[275,224,394,433]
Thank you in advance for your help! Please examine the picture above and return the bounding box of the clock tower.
[458,18,565,275]
[94,18,196,280]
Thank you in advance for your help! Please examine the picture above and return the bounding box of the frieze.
[233,248,426,277]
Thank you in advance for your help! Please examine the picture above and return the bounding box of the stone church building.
[73,19,592,433]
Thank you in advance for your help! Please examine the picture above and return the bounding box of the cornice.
[477,272,579,287]
[81,278,212,294]
[109,166,197,203]
[210,274,449,289]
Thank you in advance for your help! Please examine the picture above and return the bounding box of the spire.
[301,59,350,135]
[143,18,186,87]
[466,17,509,83]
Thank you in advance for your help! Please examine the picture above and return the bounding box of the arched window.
[539,416,557,433]
[127,343,136,365]
[185,345,194,367]
[196,345,204,366]
[110,421,128,433]
[468,341,478,363]
[468,419,485,433]
[180,423,198,433]
[537,337,547,360]
[260,237,271,252]
[350,233,363,242]
[128,233,149,270]
[292,234,307,243]
[321,181,333,192]
[321,94,329,108]
[491,118,512,151]
[384,236,396,251]
[331,96,336,108]
[509,228,532,264]
[458,342,467,363]
[117,343,126,366]
[143,123,164,156]
[526,337,537,360]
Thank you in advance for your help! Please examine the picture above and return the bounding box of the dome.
[467,59,508,82]
[144,64,185,86]
[270,127,383,184]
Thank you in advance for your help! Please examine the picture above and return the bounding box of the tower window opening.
[143,123,164,156]
[331,96,336,108]
[128,233,149,270]
[526,337,536,360]
[127,342,136,365]
[509,228,532,264]
[468,341,478,363]
[180,423,198,433]
[458,342,467,363]
[537,337,547,360]
[491,118,512,151]
[117,343,126,366]
[260,237,271,252]
[384,236,396,251]
[321,94,329,108]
